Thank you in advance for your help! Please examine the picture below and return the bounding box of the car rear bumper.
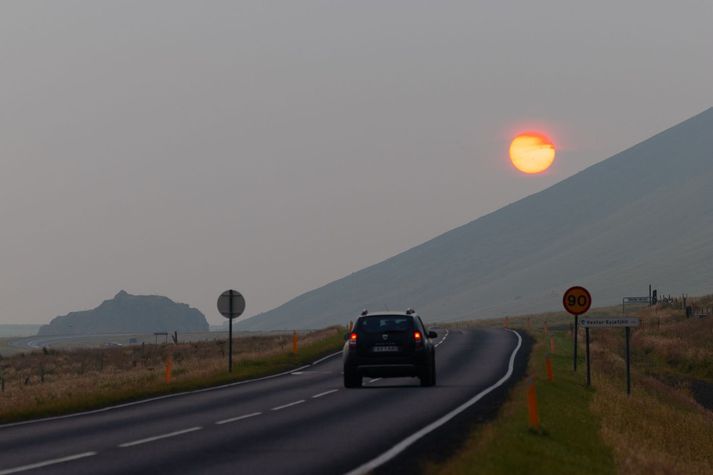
[344,350,430,378]
[353,363,423,378]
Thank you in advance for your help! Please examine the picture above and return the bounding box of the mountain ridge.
[238,107,713,330]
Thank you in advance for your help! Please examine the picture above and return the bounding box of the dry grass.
[0,327,343,422]
[433,298,713,475]
[585,304,713,475]
[589,348,712,474]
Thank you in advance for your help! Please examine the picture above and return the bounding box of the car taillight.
[349,332,358,346]
[414,331,423,345]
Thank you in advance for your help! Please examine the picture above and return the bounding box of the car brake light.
[349,332,358,345]
[414,331,422,342]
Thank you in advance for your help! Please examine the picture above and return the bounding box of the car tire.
[420,355,436,387]
[344,369,362,388]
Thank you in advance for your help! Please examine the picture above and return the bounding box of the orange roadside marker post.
[546,356,554,382]
[165,355,173,384]
[527,376,540,431]
[504,317,510,329]
[527,317,532,332]
[292,331,298,354]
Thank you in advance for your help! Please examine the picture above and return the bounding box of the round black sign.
[217,290,246,319]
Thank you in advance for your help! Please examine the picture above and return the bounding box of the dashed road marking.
[271,400,305,411]
[312,389,338,399]
[118,427,202,448]
[435,329,450,347]
[215,412,262,425]
[0,452,97,475]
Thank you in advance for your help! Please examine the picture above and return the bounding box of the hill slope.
[238,108,713,330]
[38,291,209,335]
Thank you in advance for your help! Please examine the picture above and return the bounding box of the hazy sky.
[1,1,711,325]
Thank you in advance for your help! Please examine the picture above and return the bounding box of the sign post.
[563,286,592,372]
[580,317,639,394]
[585,326,591,386]
[626,326,632,395]
[217,290,246,373]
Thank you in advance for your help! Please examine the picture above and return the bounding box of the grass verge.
[0,329,344,424]
[424,329,614,475]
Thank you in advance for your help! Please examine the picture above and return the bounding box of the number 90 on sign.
[563,286,592,316]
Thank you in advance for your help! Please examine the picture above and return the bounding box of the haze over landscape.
[240,109,713,329]
[1,2,711,328]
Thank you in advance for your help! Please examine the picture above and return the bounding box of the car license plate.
[373,346,398,353]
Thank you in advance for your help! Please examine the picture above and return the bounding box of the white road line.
[368,378,382,384]
[0,452,97,475]
[271,400,305,411]
[215,412,262,425]
[434,329,450,347]
[0,351,342,430]
[345,330,523,475]
[118,426,203,448]
[311,352,342,366]
[312,389,338,399]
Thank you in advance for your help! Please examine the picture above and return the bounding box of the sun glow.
[509,132,556,174]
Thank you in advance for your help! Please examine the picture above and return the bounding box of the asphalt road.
[0,328,522,475]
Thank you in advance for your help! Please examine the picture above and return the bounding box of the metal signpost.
[563,286,592,372]
[580,317,640,395]
[217,290,246,372]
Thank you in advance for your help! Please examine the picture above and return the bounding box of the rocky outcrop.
[38,291,209,335]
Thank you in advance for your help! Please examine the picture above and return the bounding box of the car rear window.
[357,315,413,333]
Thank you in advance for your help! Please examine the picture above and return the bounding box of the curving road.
[0,328,522,475]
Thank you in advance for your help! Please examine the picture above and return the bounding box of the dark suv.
[342,309,437,388]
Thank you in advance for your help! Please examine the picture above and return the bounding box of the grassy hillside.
[239,108,713,330]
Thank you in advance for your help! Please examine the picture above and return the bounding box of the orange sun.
[509,132,556,174]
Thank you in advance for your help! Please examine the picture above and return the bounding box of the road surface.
[0,328,523,475]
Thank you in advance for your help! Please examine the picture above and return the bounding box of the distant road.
[8,333,141,350]
[0,329,522,475]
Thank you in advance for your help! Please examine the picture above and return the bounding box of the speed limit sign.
[563,286,591,373]
[563,286,592,316]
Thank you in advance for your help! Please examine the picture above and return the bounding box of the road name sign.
[623,297,650,304]
[582,316,639,395]
[563,286,592,316]
[581,317,640,328]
